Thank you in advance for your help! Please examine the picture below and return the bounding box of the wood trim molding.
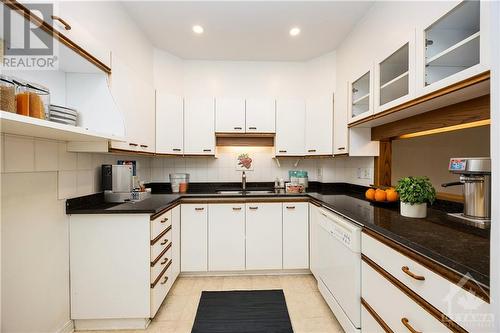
[150,202,180,220]
[362,254,469,333]
[371,95,490,141]
[374,141,392,187]
[361,298,394,333]
[150,259,172,288]
[436,192,465,203]
[216,135,274,147]
[349,71,490,128]
[108,148,156,156]
[151,242,172,267]
[2,0,112,74]
[363,229,490,303]
[150,225,172,246]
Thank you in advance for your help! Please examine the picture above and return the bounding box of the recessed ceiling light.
[289,27,301,36]
[192,25,204,34]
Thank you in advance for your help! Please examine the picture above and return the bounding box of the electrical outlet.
[317,168,322,178]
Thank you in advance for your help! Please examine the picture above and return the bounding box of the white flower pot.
[400,202,427,218]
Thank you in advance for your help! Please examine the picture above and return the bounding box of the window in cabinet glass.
[425,1,480,86]
[379,43,409,106]
[351,72,370,118]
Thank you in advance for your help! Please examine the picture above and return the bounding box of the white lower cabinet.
[308,204,321,278]
[245,203,283,270]
[362,260,452,332]
[208,203,246,271]
[283,202,309,269]
[181,204,208,272]
[361,303,386,333]
[171,205,181,280]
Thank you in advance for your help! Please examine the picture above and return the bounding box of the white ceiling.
[122,1,374,61]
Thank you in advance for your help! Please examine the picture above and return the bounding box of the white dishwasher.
[317,207,361,333]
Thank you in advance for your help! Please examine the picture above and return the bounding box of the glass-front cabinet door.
[417,0,490,95]
[348,69,373,124]
[375,37,415,113]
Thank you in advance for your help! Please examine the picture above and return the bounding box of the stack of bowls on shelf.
[49,104,78,126]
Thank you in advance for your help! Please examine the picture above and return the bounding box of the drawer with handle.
[151,226,172,263]
[362,259,454,333]
[151,244,172,283]
[150,258,173,317]
[362,231,490,330]
[151,210,172,240]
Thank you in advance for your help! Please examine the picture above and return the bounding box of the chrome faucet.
[242,171,246,192]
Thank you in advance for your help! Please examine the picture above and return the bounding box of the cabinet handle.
[248,126,257,130]
[173,148,182,152]
[160,218,168,223]
[160,276,169,285]
[278,150,287,153]
[140,144,148,148]
[203,149,212,152]
[249,206,258,210]
[338,147,346,150]
[308,149,316,153]
[234,127,242,130]
[160,257,169,265]
[160,239,169,245]
[129,143,139,147]
[232,207,242,211]
[402,266,425,281]
[401,318,422,333]
[195,207,205,211]
[286,206,295,209]
[51,15,71,30]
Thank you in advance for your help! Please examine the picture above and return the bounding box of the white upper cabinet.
[56,2,112,69]
[245,98,276,133]
[275,99,306,156]
[416,0,490,95]
[184,97,215,155]
[109,56,155,153]
[374,32,416,113]
[333,89,349,155]
[348,68,374,124]
[215,98,246,133]
[156,93,184,155]
[305,96,333,156]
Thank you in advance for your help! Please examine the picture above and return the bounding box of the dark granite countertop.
[66,183,490,288]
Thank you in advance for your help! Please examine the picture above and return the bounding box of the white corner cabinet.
[69,205,180,330]
[416,0,490,96]
[180,201,309,273]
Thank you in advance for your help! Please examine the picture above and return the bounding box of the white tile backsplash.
[58,170,78,199]
[35,140,59,172]
[4,135,35,173]
[77,153,92,170]
[58,142,77,171]
[77,170,94,196]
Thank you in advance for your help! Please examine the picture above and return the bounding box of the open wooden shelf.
[0,111,123,142]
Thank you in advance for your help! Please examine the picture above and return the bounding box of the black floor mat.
[192,290,293,333]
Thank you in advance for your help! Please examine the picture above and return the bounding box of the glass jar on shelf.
[0,75,17,113]
[26,82,50,119]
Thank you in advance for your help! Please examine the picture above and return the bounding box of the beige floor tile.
[88,275,344,333]
[222,276,253,290]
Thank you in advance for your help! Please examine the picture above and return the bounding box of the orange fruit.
[365,188,376,200]
[386,189,399,202]
[374,189,387,202]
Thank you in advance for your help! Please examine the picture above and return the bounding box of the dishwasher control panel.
[319,208,361,252]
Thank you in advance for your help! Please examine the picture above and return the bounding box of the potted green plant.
[395,176,436,218]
